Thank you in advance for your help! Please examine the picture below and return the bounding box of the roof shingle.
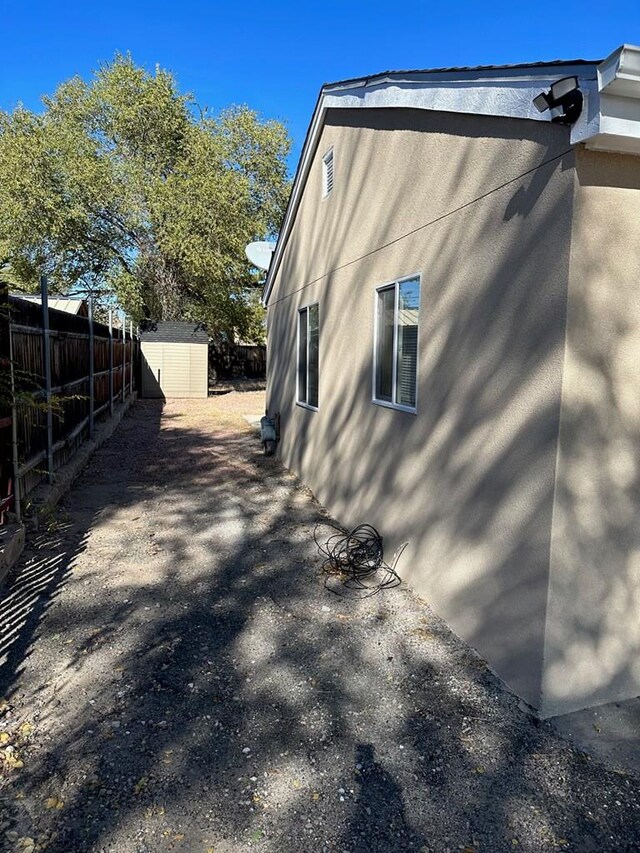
[139,322,208,344]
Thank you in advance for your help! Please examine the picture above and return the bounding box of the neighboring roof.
[263,43,640,307]
[14,294,88,315]
[139,322,209,344]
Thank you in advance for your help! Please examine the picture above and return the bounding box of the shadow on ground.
[0,399,638,853]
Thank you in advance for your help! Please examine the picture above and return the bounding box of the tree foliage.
[0,55,290,340]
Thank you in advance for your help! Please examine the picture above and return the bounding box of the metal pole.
[135,325,139,396]
[129,319,134,396]
[121,312,126,402]
[108,308,114,418]
[8,317,21,522]
[88,296,94,439]
[40,275,54,483]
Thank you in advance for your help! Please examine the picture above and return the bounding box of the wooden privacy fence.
[1,281,139,520]
[209,342,266,381]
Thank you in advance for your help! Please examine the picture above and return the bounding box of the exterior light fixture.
[533,76,583,124]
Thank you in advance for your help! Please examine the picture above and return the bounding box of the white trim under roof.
[263,45,640,307]
[582,44,640,155]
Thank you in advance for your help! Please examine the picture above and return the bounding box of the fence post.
[7,312,21,522]
[121,312,126,402]
[88,296,94,439]
[40,275,54,484]
[135,325,140,396]
[108,308,114,418]
[129,319,134,396]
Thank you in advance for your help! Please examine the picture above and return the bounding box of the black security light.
[533,91,552,112]
[533,76,583,125]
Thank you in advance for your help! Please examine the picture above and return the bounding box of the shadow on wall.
[267,110,640,714]
[541,151,640,716]
[140,352,166,400]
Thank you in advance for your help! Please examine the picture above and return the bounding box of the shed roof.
[139,322,208,344]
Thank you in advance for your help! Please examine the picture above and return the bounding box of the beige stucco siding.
[267,108,575,709]
[543,148,640,717]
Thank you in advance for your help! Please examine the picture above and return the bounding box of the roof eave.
[262,50,638,307]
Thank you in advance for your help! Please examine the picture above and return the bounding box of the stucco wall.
[267,108,575,708]
[543,148,640,717]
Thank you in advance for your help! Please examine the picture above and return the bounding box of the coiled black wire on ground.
[313,520,407,597]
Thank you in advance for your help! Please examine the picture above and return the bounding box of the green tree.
[0,55,290,341]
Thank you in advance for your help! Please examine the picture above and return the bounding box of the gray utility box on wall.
[140,322,209,399]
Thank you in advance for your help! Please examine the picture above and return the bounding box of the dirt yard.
[0,397,639,853]
[207,385,266,416]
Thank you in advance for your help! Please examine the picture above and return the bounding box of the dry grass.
[208,389,266,416]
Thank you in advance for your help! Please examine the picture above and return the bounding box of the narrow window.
[298,309,308,403]
[374,276,420,411]
[322,148,334,197]
[297,303,319,409]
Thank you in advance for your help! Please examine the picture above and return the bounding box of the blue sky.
[2,1,638,169]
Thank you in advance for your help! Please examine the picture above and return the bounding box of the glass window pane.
[308,304,319,408]
[298,308,307,403]
[395,278,419,407]
[376,287,395,402]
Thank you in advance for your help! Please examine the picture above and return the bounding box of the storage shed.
[140,322,209,399]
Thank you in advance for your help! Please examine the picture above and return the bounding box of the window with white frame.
[322,148,334,197]
[374,276,420,411]
[297,303,319,409]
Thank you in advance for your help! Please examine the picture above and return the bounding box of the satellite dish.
[245,241,275,272]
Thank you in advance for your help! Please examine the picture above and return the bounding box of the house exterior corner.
[542,146,640,717]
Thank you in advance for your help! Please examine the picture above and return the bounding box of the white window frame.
[322,148,334,198]
[372,274,420,414]
[296,302,319,411]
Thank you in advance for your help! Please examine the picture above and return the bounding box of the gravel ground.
[0,397,639,853]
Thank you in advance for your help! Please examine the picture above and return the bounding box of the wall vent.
[322,148,334,197]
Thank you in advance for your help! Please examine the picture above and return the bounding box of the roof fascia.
[323,62,597,91]
[263,92,326,306]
